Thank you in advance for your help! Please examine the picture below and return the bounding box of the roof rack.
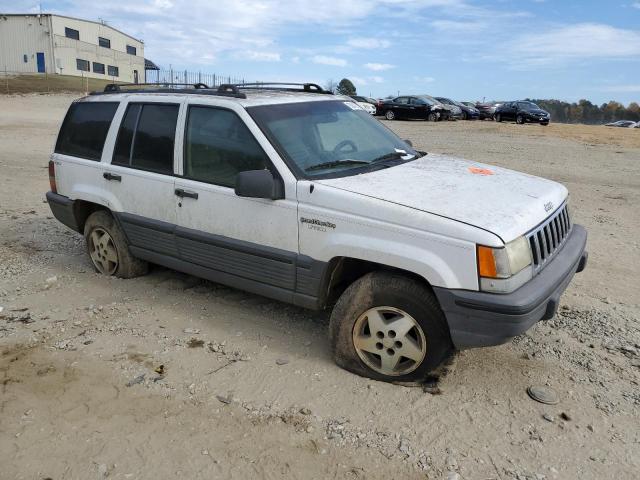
[91,81,331,98]
[92,82,247,98]
[220,82,332,94]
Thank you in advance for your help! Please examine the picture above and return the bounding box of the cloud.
[598,84,640,93]
[369,76,384,83]
[242,51,281,62]
[364,63,395,71]
[413,76,435,83]
[312,55,348,66]
[633,2,640,9]
[506,23,640,67]
[347,37,391,49]
[430,20,486,33]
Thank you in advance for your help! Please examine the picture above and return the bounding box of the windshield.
[248,100,418,178]
[417,95,438,105]
[520,102,540,110]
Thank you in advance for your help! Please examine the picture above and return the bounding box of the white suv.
[47,82,588,383]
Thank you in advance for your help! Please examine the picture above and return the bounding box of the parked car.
[474,102,502,120]
[604,120,637,128]
[377,95,448,121]
[349,95,377,115]
[495,101,550,125]
[47,81,587,383]
[436,97,479,120]
[434,97,463,120]
[635,122,640,128]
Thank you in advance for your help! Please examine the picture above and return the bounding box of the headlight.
[477,236,533,293]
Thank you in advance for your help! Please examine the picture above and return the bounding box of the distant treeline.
[526,99,640,124]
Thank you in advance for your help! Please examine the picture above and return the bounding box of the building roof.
[0,13,143,44]
[144,59,160,71]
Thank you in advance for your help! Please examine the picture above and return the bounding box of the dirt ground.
[1,94,638,480]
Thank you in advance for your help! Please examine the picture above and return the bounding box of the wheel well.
[73,200,109,233]
[322,257,432,308]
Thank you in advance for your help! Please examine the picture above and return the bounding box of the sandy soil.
[1,94,639,480]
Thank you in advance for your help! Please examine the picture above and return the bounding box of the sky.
[2,0,640,105]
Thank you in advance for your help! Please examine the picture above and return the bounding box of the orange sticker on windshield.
[468,166,494,175]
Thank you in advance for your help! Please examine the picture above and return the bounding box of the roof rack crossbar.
[103,82,211,92]
[221,82,332,94]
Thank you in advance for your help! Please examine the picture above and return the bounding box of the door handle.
[175,188,198,199]
[103,172,121,182]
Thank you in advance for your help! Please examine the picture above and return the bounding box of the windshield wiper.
[306,159,370,172]
[371,151,415,163]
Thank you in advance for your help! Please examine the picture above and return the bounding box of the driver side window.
[183,106,268,188]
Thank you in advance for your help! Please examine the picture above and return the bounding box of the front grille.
[526,203,571,275]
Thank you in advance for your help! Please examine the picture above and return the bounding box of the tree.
[336,78,356,96]
[324,79,337,94]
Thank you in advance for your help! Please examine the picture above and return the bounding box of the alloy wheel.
[352,306,427,376]
[88,227,119,275]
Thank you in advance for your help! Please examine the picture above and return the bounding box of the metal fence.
[146,68,251,87]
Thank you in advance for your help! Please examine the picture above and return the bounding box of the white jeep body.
[47,86,587,351]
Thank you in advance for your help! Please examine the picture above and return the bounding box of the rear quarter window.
[55,102,119,161]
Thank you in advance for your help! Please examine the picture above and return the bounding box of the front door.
[103,100,182,257]
[36,52,45,73]
[173,104,299,299]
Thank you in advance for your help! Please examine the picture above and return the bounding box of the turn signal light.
[477,245,498,278]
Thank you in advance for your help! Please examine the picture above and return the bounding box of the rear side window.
[112,103,179,174]
[55,102,119,161]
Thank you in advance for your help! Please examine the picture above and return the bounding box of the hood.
[529,109,549,115]
[316,154,568,243]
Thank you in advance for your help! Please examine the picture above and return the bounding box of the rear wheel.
[384,110,395,120]
[84,210,148,278]
[329,272,453,383]
[495,113,502,122]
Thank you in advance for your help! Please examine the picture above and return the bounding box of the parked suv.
[47,82,587,383]
[495,101,550,125]
[377,95,448,121]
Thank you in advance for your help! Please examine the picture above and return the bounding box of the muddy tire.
[83,210,148,278]
[329,271,453,383]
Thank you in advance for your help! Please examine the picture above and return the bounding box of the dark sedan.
[436,97,480,120]
[495,101,550,125]
[377,95,448,121]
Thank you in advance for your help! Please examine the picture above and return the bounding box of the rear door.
[393,97,411,118]
[102,99,183,258]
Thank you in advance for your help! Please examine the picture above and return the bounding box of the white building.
[0,13,145,83]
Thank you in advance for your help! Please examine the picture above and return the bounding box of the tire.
[495,113,502,123]
[516,114,524,125]
[329,271,453,383]
[462,111,468,120]
[540,122,549,126]
[427,112,438,122]
[83,210,148,278]
[384,110,395,120]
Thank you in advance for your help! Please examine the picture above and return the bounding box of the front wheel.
[384,110,395,120]
[495,113,502,122]
[427,112,438,122]
[329,272,453,383]
[84,210,148,278]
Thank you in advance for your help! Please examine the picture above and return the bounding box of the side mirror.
[235,169,284,200]
[403,139,413,147]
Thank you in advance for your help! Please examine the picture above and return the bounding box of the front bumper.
[434,224,587,349]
